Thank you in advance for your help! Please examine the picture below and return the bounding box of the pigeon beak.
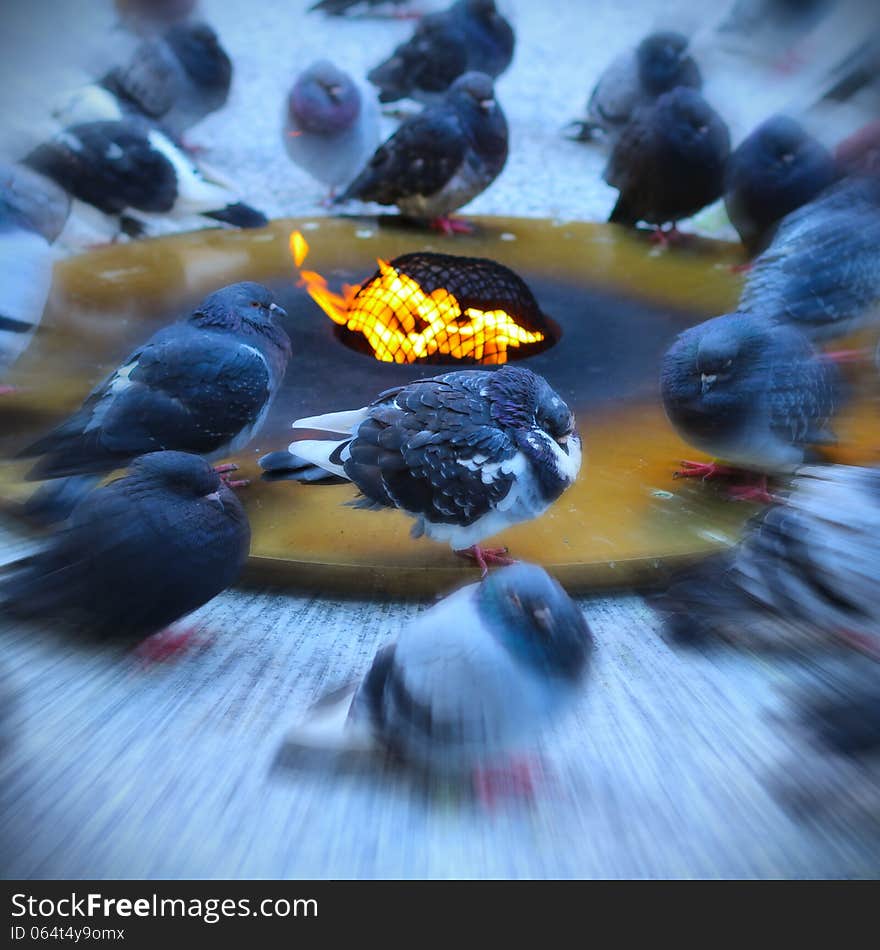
[700,372,717,394]
[204,490,224,510]
[480,98,496,112]
[269,302,287,319]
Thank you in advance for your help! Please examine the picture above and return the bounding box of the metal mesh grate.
[340,252,553,365]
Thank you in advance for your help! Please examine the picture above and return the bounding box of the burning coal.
[289,232,550,365]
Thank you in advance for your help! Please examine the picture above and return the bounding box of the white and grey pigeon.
[367,0,514,105]
[336,71,508,234]
[23,119,267,242]
[738,175,880,341]
[0,163,70,391]
[567,30,702,144]
[655,464,880,654]
[55,21,232,144]
[282,60,380,199]
[660,312,841,495]
[285,562,594,785]
[1,451,250,647]
[260,365,581,573]
[20,282,291,488]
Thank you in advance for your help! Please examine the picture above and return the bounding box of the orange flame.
[288,230,545,365]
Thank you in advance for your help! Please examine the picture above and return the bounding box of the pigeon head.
[462,0,500,20]
[189,282,291,353]
[288,61,361,134]
[447,71,498,117]
[164,21,232,92]
[741,116,835,183]
[636,31,696,94]
[656,87,729,162]
[478,562,594,683]
[116,0,196,25]
[128,451,222,500]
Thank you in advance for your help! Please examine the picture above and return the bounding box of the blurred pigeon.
[660,312,841,494]
[604,87,731,238]
[724,115,838,255]
[567,31,702,144]
[20,282,291,483]
[285,562,593,788]
[655,464,880,653]
[0,164,70,391]
[367,0,514,104]
[260,365,580,573]
[115,0,199,33]
[738,176,880,341]
[337,71,507,233]
[58,22,232,142]
[283,60,380,198]
[23,120,267,240]
[1,451,250,645]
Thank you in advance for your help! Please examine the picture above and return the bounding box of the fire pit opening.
[290,233,560,365]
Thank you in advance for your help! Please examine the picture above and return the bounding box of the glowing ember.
[288,231,547,365]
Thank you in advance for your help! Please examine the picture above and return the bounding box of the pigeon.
[724,116,838,255]
[23,119,267,240]
[604,87,731,238]
[285,562,594,786]
[336,71,508,233]
[567,31,702,144]
[738,175,880,341]
[19,282,291,483]
[0,164,70,390]
[367,0,514,104]
[660,312,841,493]
[655,464,880,653]
[282,60,380,198]
[56,22,232,142]
[260,365,581,573]
[0,451,250,645]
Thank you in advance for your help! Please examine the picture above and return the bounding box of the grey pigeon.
[1,451,250,644]
[260,365,581,572]
[367,0,514,104]
[24,119,267,239]
[660,311,841,476]
[724,116,838,256]
[0,164,70,388]
[283,60,380,197]
[655,464,880,653]
[285,562,594,782]
[738,176,880,341]
[568,31,702,144]
[605,87,730,234]
[20,282,291,482]
[337,71,508,233]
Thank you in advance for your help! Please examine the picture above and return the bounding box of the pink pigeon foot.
[673,459,741,481]
[133,625,208,664]
[472,756,546,808]
[431,216,475,236]
[457,545,515,577]
[213,462,250,489]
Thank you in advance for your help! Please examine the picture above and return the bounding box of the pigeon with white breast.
[285,562,594,790]
[20,282,291,485]
[23,119,267,241]
[336,71,508,234]
[655,464,880,653]
[567,31,702,144]
[260,365,580,573]
[724,116,838,256]
[604,87,730,239]
[56,21,232,144]
[0,164,70,392]
[367,0,514,105]
[660,312,841,499]
[1,452,250,648]
[283,60,380,199]
[738,175,880,341]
